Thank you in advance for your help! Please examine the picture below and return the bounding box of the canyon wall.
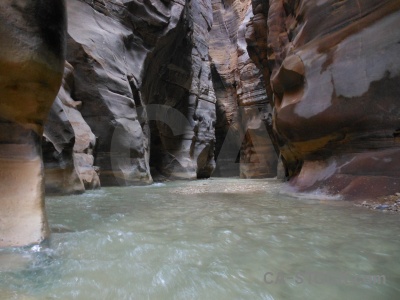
[0,0,66,246]
[2,0,399,248]
[44,0,278,191]
[44,0,219,188]
[43,0,400,199]
[209,0,277,178]
[1,0,398,238]
[247,0,400,199]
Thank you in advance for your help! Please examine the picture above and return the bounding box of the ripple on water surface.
[0,178,400,299]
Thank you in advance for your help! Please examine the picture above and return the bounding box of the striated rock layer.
[209,0,277,178]
[248,0,400,199]
[0,0,66,246]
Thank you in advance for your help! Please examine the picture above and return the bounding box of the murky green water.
[0,178,399,299]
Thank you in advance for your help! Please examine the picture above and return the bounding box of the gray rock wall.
[44,0,278,191]
[44,0,219,188]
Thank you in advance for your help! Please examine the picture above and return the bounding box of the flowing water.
[0,178,399,299]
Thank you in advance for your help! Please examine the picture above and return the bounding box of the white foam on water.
[281,188,343,201]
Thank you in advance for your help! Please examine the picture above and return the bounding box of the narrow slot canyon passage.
[1,1,400,299]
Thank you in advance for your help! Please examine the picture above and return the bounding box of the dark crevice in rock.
[141,7,193,180]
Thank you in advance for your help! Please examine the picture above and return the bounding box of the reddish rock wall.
[247,0,400,199]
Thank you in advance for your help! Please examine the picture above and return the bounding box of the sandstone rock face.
[0,0,66,246]
[237,6,277,178]
[44,0,217,188]
[248,0,400,199]
[43,62,100,194]
[210,0,277,178]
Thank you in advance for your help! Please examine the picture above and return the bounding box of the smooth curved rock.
[0,0,66,246]
[64,0,155,186]
[51,0,216,187]
[249,0,400,199]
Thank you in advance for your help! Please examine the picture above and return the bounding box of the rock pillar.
[0,0,66,246]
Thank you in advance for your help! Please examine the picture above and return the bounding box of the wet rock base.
[354,194,400,213]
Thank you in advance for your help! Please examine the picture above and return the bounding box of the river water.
[0,178,399,299]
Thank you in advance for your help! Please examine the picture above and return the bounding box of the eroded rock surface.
[44,0,217,189]
[140,0,217,180]
[210,0,277,178]
[38,0,400,200]
[43,62,100,194]
[0,0,66,246]
[248,0,400,199]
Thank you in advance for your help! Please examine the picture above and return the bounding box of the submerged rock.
[355,193,400,213]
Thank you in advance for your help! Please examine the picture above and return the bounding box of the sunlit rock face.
[44,0,216,187]
[0,0,66,246]
[210,0,277,178]
[249,0,400,199]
